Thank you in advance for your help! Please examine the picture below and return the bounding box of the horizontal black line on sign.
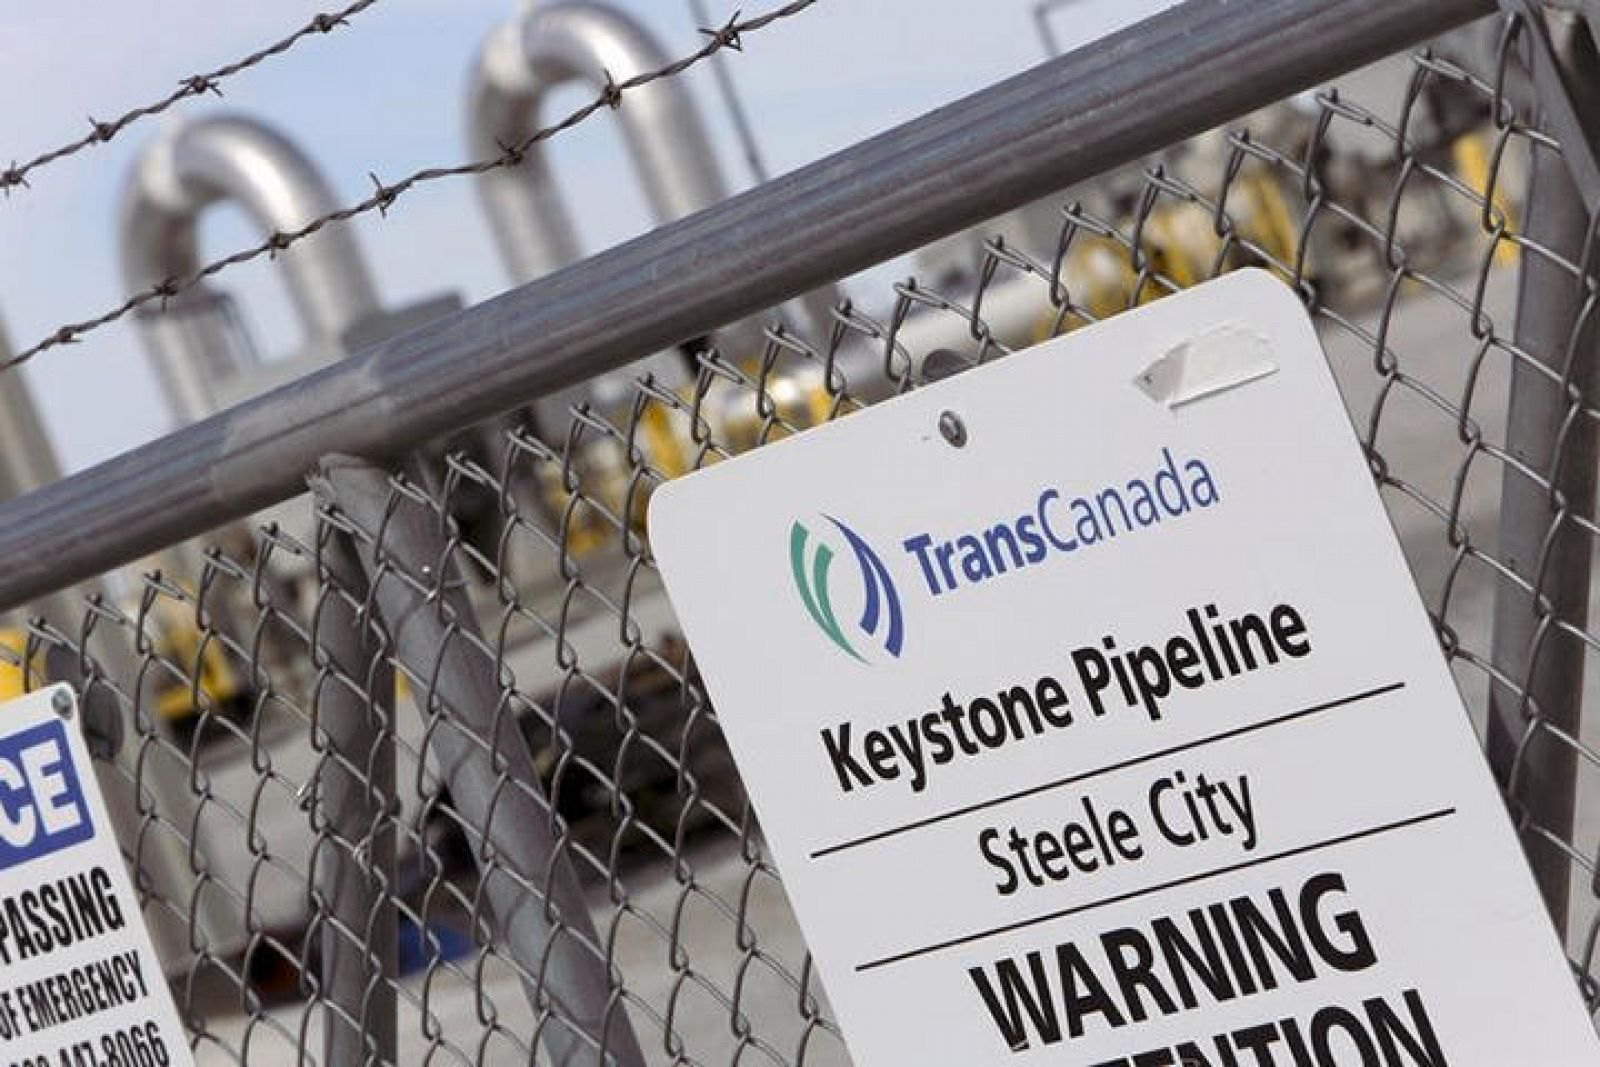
[854,805,1456,972]
[811,680,1406,860]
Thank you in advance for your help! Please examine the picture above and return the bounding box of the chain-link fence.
[4,0,1600,1062]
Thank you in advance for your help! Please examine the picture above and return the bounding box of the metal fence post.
[1487,13,1600,928]
[306,512,397,1067]
[310,457,646,1067]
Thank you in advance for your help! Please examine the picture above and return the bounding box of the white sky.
[0,0,1175,474]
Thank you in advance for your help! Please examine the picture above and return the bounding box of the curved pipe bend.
[469,1,730,285]
[121,113,380,421]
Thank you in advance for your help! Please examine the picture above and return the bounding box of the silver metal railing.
[0,0,1492,607]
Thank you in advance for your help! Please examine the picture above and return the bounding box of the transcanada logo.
[791,448,1219,663]
[903,447,1219,597]
[789,517,905,662]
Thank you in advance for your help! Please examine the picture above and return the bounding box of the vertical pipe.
[0,323,197,968]
[1487,123,1600,926]
[0,368,83,635]
[468,18,584,290]
[118,115,391,965]
[308,518,396,1067]
[129,296,253,427]
[311,457,645,1067]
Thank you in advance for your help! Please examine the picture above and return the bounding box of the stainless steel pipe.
[470,1,732,285]
[120,113,381,423]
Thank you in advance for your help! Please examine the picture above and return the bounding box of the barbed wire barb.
[0,0,382,200]
[0,0,819,374]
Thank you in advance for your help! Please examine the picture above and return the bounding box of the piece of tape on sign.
[1134,323,1277,407]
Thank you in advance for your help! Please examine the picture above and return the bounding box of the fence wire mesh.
[5,3,1600,1065]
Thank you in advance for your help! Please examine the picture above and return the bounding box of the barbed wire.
[0,0,382,198]
[1,0,818,375]
[687,0,773,184]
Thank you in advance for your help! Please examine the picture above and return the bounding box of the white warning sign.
[648,270,1600,1064]
[0,686,191,1067]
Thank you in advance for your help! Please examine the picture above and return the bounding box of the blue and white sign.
[0,718,95,871]
[0,686,192,1067]
[650,271,1600,1066]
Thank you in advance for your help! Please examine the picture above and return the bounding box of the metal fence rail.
[7,0,1600,1063]
[0,0,1488,605]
